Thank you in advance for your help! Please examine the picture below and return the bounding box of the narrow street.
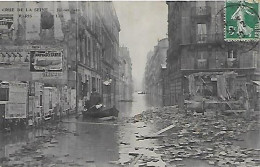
[0,93,259,166]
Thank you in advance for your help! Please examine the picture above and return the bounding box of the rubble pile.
[132,106,260,167]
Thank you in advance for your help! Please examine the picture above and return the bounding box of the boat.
[137,91,146,94]
[82,104,119,118]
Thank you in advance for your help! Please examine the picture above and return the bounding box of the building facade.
[144,38,168,106]
[119,46,133,101]
[166,1,260,110]
[0,1,123,129]
[74,2,121,110]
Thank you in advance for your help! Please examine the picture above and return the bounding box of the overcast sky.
[114,1,168,90]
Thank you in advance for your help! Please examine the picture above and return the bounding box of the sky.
[114,1,168,90]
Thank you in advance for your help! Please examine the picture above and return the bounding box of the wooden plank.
[143,124,176,139]
[98,116,116,121]
[154,124,175,136]
[129,154,143,167]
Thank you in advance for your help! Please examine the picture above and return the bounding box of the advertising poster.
[30,50,63,72]
[5,82,27,119]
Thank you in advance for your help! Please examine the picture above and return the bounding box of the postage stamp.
[225,0,260,41]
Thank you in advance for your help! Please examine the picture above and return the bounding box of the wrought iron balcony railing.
[195,33,224,44]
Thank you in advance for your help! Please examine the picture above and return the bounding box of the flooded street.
[0,93,154,166]
[0,93,260,167]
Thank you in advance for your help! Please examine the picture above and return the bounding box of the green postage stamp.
[225,0,260,41]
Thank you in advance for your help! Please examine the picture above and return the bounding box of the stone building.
[74,2,121,110]
[0,1,122,128]
[119,46,133,101]
[144,38,168,106]
[166,1,260,110]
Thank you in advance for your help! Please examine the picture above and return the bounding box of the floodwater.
[0,92,259,167]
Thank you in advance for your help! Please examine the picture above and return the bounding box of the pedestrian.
[89,88,102,111]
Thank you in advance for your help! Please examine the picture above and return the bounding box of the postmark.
[225,0,260,41]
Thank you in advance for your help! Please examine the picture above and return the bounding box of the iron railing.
[195,33,224,43]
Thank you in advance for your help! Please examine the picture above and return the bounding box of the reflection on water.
[44,117,120,167]
[0,129,48,158]
[118,93,148,118]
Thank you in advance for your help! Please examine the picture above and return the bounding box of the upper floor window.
[197,51,207,69]
[196,1,207,15]
[197,24,207,43]
[227,50,237,59]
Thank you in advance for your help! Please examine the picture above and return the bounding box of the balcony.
[191,6,211,22]
[182,56,257,73]
[195,33,224,44]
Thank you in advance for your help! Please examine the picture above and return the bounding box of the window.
[196,1,206,15]
[88,38,91,66]
[84,36,88,65]
[227,50,237,59]
[0,88,9,101]
[93,41,96,69]
[40,94,43,107]
[49,91,52,109]
[253,51,258,68]
[197,51,207,69]
[80,37,83,62]
[197,24,207,43]
[92,77,96,90]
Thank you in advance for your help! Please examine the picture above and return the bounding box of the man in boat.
[88,88,102,112]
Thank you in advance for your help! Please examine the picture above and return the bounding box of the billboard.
[30,50,63,72]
